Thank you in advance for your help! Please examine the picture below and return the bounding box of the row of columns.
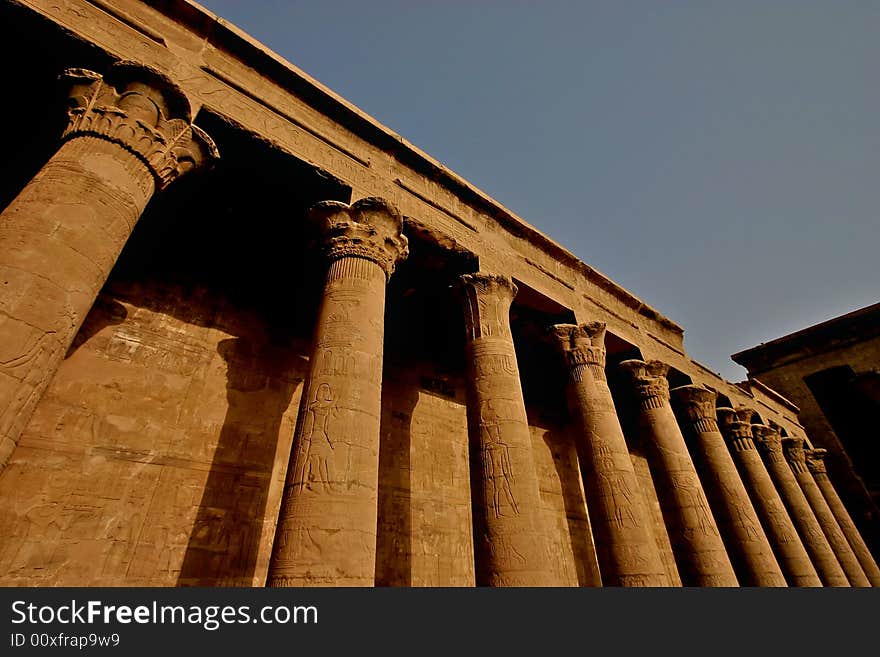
[1,62,877,587]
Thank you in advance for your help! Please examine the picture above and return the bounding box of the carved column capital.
[551,321,606,380]
[670,385,719,434]
[752,424,783,461]
[619,359,670,410]
[717,408,756,451]
[716,406,736,432]
[310,197,409,279]
[456,273,518,341]
[805,448,828,475]
[733,407,756,424]
[61,61,218,189]
[782,436,809,474]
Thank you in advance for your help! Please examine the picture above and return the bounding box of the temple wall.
[0,279,308,586]
[2,0,875,588]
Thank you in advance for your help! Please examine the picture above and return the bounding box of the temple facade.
[0,0,875,587]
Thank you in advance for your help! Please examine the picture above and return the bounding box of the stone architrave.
[752,425,849,586]
[618,360,738,586]
[0,61,217,469]
[552,323,669,586]
[671,387,785,586]
[716,408,821,587]
[457,274,556,586]
[783,437,870,587]
[806,449,880,586]
[267,198,408,587]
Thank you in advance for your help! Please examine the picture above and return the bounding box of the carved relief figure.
[672,473,718,537]
[767,503,797,544]
[489,534,527,566]
[720,482,761,540]
[598,457,640,530]
[480,402,519,518]
[294,383,338,493]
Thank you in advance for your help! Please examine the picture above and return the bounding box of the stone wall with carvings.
[0,279,308,585]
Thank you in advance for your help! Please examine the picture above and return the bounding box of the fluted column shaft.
[618,360,737,586]
[753,425,849,586]
[0,63,217,469]
[717,409,821,587]
[457,274,556,586]
[806,449,880,586]
[784,438,870,587]
[552,323,668,586]
[267,198,408,586]
[672,389,785,586]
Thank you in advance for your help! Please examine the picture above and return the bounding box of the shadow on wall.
[374,375,420,586]
[542,425,600,587]
[177,336,308,586]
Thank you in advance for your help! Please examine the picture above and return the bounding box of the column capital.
[670,385,719,434]
[551,321,606,375]
[310,197,408,279]
[61,61,218,189]
[618,359,670,409]
[716,406,736,431]
[782,436,809,474]
[752,424,783,459]
[455,273,518,341]
[805,448,828,475]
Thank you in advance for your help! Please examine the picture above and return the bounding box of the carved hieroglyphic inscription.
[457,274,555,586]
[268,198,407,587]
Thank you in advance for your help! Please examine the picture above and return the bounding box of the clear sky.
[198,0,879,381]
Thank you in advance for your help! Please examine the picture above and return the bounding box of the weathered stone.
[782,437,869,586]
[805,448,880,586]
[618,360,738,586]
[552,323,669,586]
[0,61,216,470]
[457,274,557,586]
[752,425,850,586]
[267,198,407,586]
[716,408,821,587]
[0,1,873,588]
[671,388,785,586]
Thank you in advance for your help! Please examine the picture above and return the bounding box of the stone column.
[618,360,738,586]
[551,323,668,586]
[267,198,408,586]
[752,425,849,586]
[806,449,880,586]
[783,437,870,587]
[457,274,555,586]
[0,62,217,469]
[671,387,785,586]
[716,408,821,587]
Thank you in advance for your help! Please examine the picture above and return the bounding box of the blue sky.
[199,1,880,381]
